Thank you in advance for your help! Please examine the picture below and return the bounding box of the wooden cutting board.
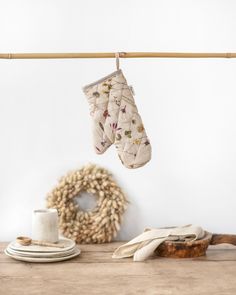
[156,232,236,258]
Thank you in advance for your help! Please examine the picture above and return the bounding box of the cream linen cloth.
[112,225,205,261]
[83,69,151,169]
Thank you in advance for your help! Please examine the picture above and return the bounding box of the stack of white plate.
[5,238,81,263]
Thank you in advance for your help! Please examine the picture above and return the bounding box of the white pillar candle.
[32,209,59,243]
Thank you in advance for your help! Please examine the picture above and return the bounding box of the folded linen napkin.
[112,224,205,261]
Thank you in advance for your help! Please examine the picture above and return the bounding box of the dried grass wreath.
[47,164,127,244]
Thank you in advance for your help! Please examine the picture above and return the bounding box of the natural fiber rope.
[47,164,127,244]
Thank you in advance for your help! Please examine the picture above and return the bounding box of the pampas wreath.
[47,164,127,244]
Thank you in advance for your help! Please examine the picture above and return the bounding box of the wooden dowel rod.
[1,52,236,59]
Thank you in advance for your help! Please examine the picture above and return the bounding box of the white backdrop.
[0,0,236,241]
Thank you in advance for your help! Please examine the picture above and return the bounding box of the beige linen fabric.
[112,225,205,261]
[83,70,151,169]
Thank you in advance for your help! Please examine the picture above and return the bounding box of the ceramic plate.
[4,247,81,263]
[6,246,77,258]
[9,238,75,253]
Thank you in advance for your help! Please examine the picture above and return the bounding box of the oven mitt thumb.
[83,76,113,154]
[83,69,151,169]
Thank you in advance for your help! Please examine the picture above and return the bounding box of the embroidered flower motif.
[137,124,144,133]
[99,122,104,131]
[121,105,126,113]
[101,139,107,147]
[110,123,122,133]
[103,110,110,119]
[116,134,122,141]
[133,139,141,145]
[124,130,132,138]
[96,146,101,152]
[102,82,112,90]
[103,90,110,95]
[115,99,121,106]
[101,83,112,96]
[93,91,100,98]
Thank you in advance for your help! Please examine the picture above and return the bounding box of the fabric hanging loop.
[115,52,120,70]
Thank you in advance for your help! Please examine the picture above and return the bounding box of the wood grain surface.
[1,242,236,295]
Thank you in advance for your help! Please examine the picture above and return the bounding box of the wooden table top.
[1,242,236,295]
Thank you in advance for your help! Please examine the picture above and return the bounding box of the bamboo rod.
[0,52,236,59]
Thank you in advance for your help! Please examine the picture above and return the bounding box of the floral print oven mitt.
[83,69,151,169]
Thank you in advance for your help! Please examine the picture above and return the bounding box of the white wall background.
[0,0,236,241]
